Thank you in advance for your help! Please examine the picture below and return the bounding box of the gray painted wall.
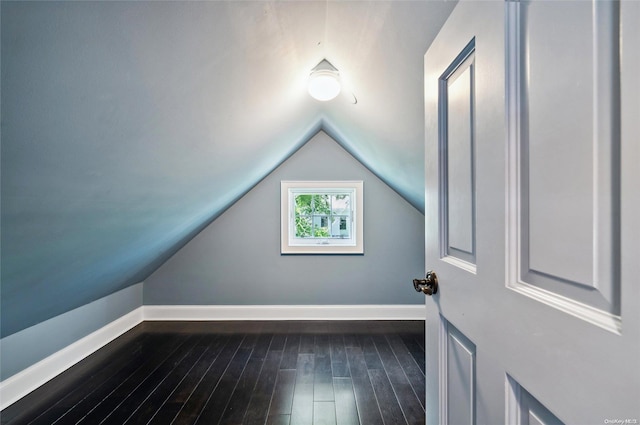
[1,0,450,338]
[144,132,425,306]
[0,283,142,380]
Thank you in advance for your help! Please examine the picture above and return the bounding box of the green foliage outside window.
[294,194,348,238]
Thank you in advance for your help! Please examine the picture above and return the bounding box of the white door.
[422,1,639,424]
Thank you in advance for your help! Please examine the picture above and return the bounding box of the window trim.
[281,180,364,254]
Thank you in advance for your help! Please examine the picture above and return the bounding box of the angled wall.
[0,283,142,381]
[144,131,425,306]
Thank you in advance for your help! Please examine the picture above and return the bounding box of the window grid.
[293,192,352,239]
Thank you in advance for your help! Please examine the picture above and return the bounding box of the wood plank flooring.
[1,321,425,425]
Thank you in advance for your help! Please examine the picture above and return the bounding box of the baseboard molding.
[0,304,424,410]
[0,307,144,411]
[143,304,426,321]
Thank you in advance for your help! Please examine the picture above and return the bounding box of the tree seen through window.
[294,193,351,239]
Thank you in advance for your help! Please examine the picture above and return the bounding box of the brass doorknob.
[413,270,438,296]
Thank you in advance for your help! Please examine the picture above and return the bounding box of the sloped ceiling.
[0,0,456,337]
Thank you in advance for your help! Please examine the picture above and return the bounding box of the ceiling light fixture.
[308,59,341,101]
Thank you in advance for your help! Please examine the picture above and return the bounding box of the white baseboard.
[0,304,424,410]
[0,307,144,411]
[143,304,426,321]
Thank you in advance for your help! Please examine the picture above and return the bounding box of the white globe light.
[308,70,341,101]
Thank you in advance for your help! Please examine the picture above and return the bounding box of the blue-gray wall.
[0,283,142,380]
[0,0,431,338]
[144,132,425,306]
[0,131,425,381]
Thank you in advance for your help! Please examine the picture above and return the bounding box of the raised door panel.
[506,0,621,333]
[440,317,476,425]
[507,376,564,425]
[439,40,477,272]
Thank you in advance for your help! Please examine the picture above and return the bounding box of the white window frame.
[281,180,364,254]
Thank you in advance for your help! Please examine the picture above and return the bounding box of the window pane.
[313,215,330,237]
[313,194,331,214]
[295,194,313,215]
[330,216,350,238]
[295,193,353,239]
[295,215,313,238]
[331,194,351,215]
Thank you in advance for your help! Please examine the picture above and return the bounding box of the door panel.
[506,375,563,425]
[424,1,639,424]
[506,0,621,326]
[440,40,477,269]
[440,318,476,425]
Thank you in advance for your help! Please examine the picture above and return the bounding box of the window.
[281,181,363,254]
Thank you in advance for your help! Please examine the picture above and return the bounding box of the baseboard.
[0,307,144,411]
[0,304,424,410]
[143,304,426,321]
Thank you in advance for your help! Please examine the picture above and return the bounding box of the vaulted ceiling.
[0,0,456,337]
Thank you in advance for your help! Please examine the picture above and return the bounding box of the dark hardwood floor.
[1,321,425,425]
